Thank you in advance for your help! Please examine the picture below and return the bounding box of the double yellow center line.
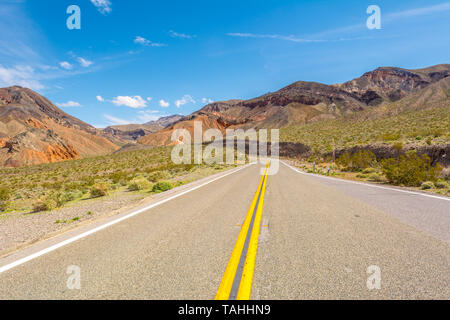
[215,162,270,300]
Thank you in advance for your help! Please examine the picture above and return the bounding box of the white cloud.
[59,61,73,70]
[159,99,170,107]
[56,101,81,108]
[104,114,130,125]
[96,95,105,102]
[386,2,450,20]
[90,0,112,15]
[169,30,196,39]
[175,95,195,108]
[134,36,166,47]
[147,97,152,102]
[77,57,93,67]
[227,33,324,43]
[112,95,147,108]
[202,98,214,104]
[0,65,44,90]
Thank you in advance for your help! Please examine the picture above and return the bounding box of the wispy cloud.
[386,2,450,20]
[227,33,324,43]
[90,0,112,15]
[169,30,196,39]
[137,110,160,122]
[202,98,214,104]
[112,95,147,108]
[175,94,195,108]
[104,114,130,125]
[96,95,105,102]
[77,57,93,67]
[134,36,166,47]
[229,2,450,43]
[0,65,44,90]
[59,61,73,70]
[56,101,81,108]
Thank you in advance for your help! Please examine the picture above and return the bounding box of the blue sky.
[0,0,449,128]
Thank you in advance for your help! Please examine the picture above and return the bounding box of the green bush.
[128,177,151,191]
[90,183,110,198]
[381,151,442,187]
[152,181,173,193]
[0,201,8,212]
[147,171,168,183]
[368,173,384,182]
[54,190,83,207]
[33,198,56,212]
[434,180,448,189]
[420,181,435,190]
[362,167,376,174]
[0,187,10,201]
[337,150,377,172]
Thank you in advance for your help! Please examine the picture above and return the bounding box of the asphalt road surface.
[0,161,449,299]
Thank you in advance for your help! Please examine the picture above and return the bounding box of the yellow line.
[236,162,269,300]
[215,164,269,300]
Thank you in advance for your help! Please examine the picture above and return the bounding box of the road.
[0,161,449,299]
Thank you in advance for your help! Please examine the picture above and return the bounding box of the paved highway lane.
[0,162,449,299]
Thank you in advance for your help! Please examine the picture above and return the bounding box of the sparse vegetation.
[0,146,232,213]
[280,105,450,152]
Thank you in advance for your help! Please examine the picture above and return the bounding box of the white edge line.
[281,160,450,202]
[0,163,256,274]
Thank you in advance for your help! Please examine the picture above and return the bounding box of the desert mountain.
[138,64,450,146]
[0,86,118,167]
[102,115,183,142]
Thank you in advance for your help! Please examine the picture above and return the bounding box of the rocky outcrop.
[0,86,118,167]
[0,128,79,167]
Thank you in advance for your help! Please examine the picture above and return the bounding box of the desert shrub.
[381,151,442,187]
[337,150,376,172]
[0,201,8,212]
[54,190,83,207]
[356,174,367,179]
[128,177,151,191]
[434,180,447,189]
[109,171,127,184]
[392,142,404,153]
[90,183,110,198]
[362,167,376,174]
[152,181,173,193]
[33,197,57,212]
[368,173,384,182]
[0,187,10,201]
[420,181,435,190]
[148,171,168,183]
[381,132,401,141]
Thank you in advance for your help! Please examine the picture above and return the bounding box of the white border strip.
[0,163,255,274]
[281,161,450,202]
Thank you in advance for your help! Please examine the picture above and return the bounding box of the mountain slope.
[102,115,183,143]
[138,64,450,146]
[0,86,118,167]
